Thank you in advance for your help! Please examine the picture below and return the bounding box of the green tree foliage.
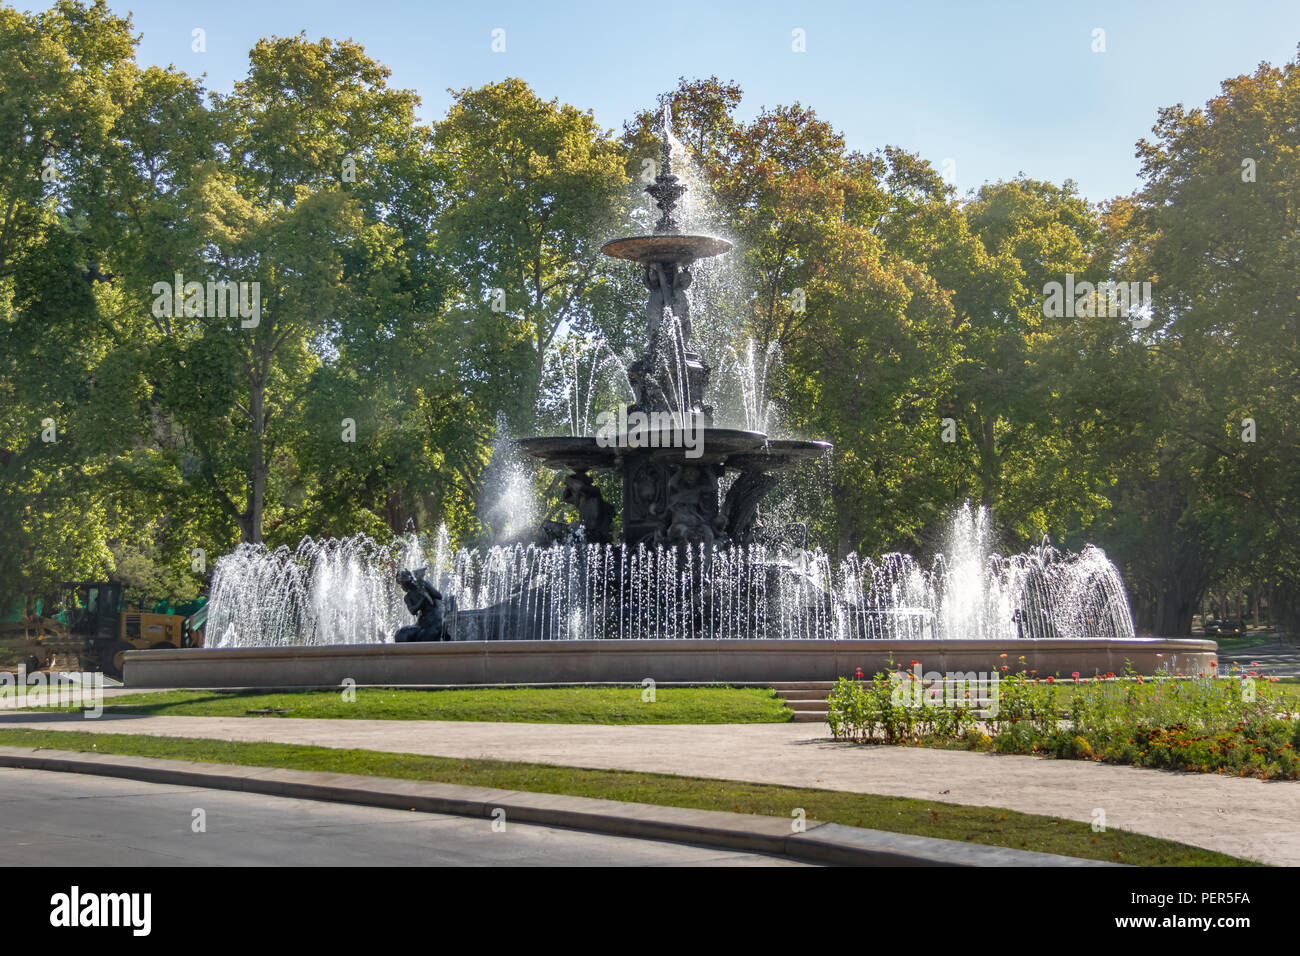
[1097,49,1300,633]
[432,79,630,430]
[2,7,1297,638]
[0,0,144,597]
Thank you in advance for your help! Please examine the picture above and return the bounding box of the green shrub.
[828,669,978,745]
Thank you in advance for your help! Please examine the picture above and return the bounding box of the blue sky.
[58,0,1300,201]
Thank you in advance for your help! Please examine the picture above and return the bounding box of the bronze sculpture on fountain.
[515,103,830,549]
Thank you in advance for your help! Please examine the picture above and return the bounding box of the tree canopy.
[2,3,1296,635]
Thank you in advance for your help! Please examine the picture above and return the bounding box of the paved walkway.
[1219,636,1300,678]
[2,711,1295,865]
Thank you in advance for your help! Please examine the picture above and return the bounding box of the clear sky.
[52,0,1300,202]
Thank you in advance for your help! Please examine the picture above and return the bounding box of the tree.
[115,35,429,545]
[0,0,149,599]
[1115,48,1300,632]
[433,79,630,432]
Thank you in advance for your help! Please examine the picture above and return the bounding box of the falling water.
[538,334,635,436]
[207,503,1136,647]
[478,414,539,541]
[715,338,783,432]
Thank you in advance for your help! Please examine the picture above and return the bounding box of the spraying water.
[205,106,1136,650]
[478,414,539,542]
[207,503,1135,647]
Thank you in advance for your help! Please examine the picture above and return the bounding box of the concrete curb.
[0,746,1119,867]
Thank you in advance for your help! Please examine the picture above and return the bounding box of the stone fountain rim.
[123,636,1219,687]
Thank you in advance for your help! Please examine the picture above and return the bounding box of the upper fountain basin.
[601,234,733,264]
[515,429,831,473]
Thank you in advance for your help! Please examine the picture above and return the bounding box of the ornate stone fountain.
[516,108,830,548]
[170,103,1201,690]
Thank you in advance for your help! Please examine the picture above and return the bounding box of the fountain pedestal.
[621,457,723,548]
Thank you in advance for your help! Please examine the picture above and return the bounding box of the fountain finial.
[646,100,686,234]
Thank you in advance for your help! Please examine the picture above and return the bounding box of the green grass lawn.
[52,685,795,724]
[1204,633,1291,653]
[2,677,102,700]
[0,727,1254,867]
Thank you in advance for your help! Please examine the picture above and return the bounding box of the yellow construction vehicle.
[15,582,205,680]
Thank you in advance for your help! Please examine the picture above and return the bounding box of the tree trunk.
[239,376,268,544]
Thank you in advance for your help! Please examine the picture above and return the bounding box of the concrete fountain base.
[123,637,1217,689]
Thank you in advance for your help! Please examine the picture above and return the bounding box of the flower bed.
[827,658,1299,779]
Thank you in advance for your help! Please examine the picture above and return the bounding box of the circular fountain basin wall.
[123,637,1217,688]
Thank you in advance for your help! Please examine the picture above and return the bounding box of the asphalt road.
[0,768,810,867]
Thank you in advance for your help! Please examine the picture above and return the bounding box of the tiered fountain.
[516,109,829,551]
[122,107,1216,687]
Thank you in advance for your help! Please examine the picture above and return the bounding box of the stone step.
[768,681,836,691]
[792,711,829,723]
[773,688,830,701]
[784,699,830,712]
